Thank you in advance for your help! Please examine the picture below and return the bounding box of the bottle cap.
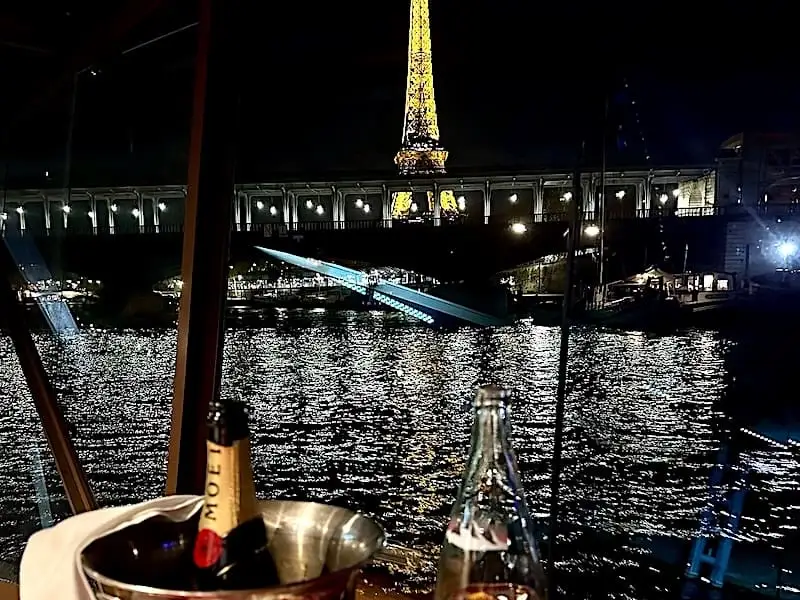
[474,384,512,407]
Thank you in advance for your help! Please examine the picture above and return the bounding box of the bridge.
[0,167,716,236]
[3,165,800,299]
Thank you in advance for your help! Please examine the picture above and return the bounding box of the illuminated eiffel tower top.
[394,0,448,175]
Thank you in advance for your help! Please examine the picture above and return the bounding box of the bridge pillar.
[484,179,490,224]
[332,186,344,229]
[381,184,391,228]
[232,191,241,231]
[288,190,298,230]
[533,179,543,222]
[135,191,145,231]
[43,194,51,233]
[62,190,70,230]
[107,196,116,234]
[281,187,289,229]
[644,174,653,215]
[636,179,646,216]
[582,177,595,221]
[88,192,97,234]
[152,196,161,232]
[243,192,252,229]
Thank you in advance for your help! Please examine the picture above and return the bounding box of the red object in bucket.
[193,529,223,568]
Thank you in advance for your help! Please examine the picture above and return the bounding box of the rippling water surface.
[1,312,798,597]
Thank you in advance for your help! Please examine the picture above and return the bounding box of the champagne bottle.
[192,399,280,590]
[434,385,547,600]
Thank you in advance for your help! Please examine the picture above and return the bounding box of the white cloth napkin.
[20,495,203,600]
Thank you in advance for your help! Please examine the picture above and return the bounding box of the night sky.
[2,1,798,187]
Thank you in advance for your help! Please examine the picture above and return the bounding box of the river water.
[1,311,798,596]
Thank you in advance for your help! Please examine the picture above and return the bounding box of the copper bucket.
[81,500,386,600]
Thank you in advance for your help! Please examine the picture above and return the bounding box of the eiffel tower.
[394,0,447,175]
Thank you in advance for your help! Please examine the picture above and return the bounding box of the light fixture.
[87,211,95,219]
[363,203,371,214]
[62,205,71,214]
[355,198,364,208]
[110,203,118,213]
[509,193,518,203]
[132,207,140,218]
[615,190,626,200]
[672,188,680,198]
[510,222,527,235]
[778,240,797,259]
[457,196,466,211]
[305,199,314,210]
[158,201,167,211]
[584,224,600,237]
[659,193,669,204]
[0,213,6,221]
[269,205,278,216]
[562,191,573,202]
[410,202,418,213]
[315,204,324,215]
[256,200,265,210]
[15,206,23,214]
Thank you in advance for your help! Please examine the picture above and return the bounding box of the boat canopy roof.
[623,266,675,285]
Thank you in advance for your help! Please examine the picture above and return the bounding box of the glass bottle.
[434,385,547,600]
[192,399,280,590]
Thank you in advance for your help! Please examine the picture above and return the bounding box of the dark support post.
[166,0,241,496]
[548,159,583,593]
[0,244,97,514]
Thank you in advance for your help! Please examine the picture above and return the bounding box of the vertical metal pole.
[548,157,583,593]
[166,0,242,496]
[598,95,608,299]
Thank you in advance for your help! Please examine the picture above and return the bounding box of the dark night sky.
[3,1,799,186]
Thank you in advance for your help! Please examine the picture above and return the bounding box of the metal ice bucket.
[81,500,386,600]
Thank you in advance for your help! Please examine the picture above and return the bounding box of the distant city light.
[132,208,140,218]
[510,222,527,235]
[410,202,418,213]
[561,191,573,202]
[615,190,626,200]
[778,240,797,259]
[457,195,466,211]
[363,203,371,214]
[62,205,71,214]
[315,204,324,215]
[158,202,167,211]
[255,200,265,210]
[659,193,669,204]
[305,199,314,210]
[269,205,278,216]
[355,198,364,208]
[584,224,600,237]
[509,193,518,204]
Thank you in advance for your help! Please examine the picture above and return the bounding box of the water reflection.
[0,312,797,596]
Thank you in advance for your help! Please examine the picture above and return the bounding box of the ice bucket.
[81,500,386,600]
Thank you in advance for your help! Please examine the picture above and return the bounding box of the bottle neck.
[197,403,258,539]
[462,403,514,495]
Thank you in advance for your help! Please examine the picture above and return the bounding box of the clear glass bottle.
[434,385,547,600]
